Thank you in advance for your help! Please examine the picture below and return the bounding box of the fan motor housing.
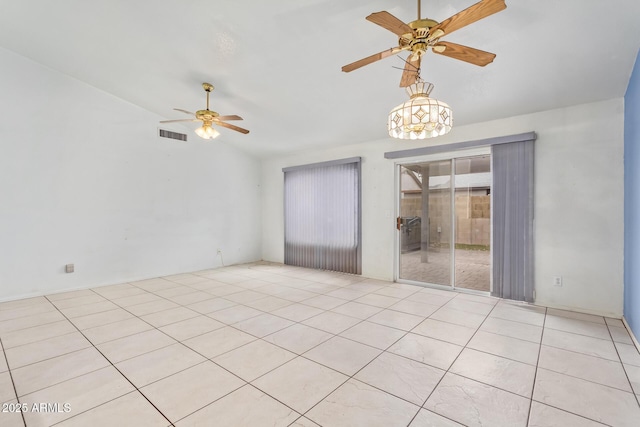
[196,109,220,121]
[400,18,440,53]
[409,18,439,30]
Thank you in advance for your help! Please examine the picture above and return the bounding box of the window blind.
[283,158,361,274]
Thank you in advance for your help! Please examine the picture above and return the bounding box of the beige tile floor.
[0,262,639,426]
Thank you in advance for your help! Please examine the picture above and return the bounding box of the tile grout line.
[1,299,123,400]
[245,295,398,419]
[204,274,459,423]
[333,297,482,425]
[232,280,471,366]
[158,273,428,357]
[535,341,624,364]
[4,263,634,425]
[317,296,471,422]
[402,294,503,426]
[529,368,637,425]
[145,363,248,426]
[543,323,617,341]
[429,296,503,409]
[546,309,615,326]
[37,294,177,427]
[81,285,286,393]
[2,330,93,371]
[528,397,619,426]
[5,271,510,425]
[478,314,633,358]
[0,337,27,427]
[530,310,638,425]
[98,309,263,424]
[0,264,360,425]
[86,271,327,424]
[0,298,536,427]
[526,306,547,426]
[45,390,162,427]
[0,310,68,336]
[107,269,475,347]
[533,358,637,394]
[23,271,337,377]
[607,316,640,409]
[153,271,640,424]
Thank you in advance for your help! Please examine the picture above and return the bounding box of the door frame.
[394,147,492,295]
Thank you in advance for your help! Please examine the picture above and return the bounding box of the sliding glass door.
[398,154,491,292]
[399,160,452,287]
[453,156,491,291]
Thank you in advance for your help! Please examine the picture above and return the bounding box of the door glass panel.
[454,156,491,291]
[399,160,451,286]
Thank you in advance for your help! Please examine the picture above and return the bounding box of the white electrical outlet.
[65,264,74,273]
[553,276,562,287]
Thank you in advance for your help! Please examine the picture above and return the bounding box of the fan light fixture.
[159,82,250,140]
[387,80,452,139]
[195,123,220,139]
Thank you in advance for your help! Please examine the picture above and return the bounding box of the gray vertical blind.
[283,158,361,274]
[491,140,535,302]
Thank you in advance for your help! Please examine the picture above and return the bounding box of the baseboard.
[533,298,620,319]
[0,283,98,304]
[622,316,640,353]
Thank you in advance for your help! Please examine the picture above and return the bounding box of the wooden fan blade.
[159,119,200,123]
[429,0,506,39]
[215,121,250,134]
[342,47,407,73]
[213,115,243,121]
[366,11,413,36]
[432,41,496,66]
[173,108,195,116]
[400,55,422,87]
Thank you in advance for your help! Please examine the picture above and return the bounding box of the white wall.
[0,47,262,301]
[262,99,625,317]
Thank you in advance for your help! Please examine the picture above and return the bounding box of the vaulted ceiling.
[1,0,639,156]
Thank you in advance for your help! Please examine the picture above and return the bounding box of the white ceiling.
[1,0,639,157]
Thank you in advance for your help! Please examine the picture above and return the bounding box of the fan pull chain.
[393,55,421,72]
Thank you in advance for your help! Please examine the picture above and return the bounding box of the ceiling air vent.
[158,128,188,142]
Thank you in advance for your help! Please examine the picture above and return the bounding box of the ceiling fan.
[342,0,507,87]
[160,83,249,139]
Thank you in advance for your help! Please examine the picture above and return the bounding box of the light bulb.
[195,126,207,139]
[195,124,220,140]
[205,126,220,139]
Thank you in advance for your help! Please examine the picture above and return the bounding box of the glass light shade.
[195,124,220,139]
[388,81,453,140]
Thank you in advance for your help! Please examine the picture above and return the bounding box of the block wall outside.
[400,193,490,246]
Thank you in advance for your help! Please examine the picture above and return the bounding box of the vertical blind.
[491,139,535,302]
[283,158,361,274]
